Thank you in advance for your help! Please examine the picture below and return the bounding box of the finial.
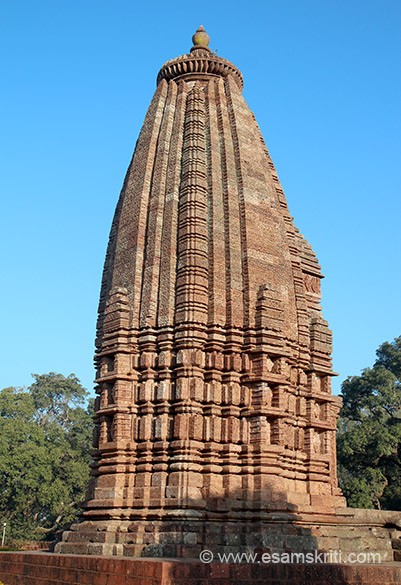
[157,25,243,90]
[192,25,210,48]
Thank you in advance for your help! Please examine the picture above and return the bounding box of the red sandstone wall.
[0,552,400,585]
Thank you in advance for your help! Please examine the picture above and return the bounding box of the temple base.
[56,509,401,562]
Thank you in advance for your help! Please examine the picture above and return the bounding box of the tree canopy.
[337,336,401,510]
[0,373,93,542]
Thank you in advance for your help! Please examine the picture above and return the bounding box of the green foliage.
[0,373,93,541]
[337,336,401,510]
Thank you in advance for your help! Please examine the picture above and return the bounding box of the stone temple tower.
[58,28,401,559]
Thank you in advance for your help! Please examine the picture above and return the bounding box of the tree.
[0,373,93,541]
[337,336,401,510]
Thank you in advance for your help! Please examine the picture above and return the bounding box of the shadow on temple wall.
[51,463,401,585]
[135,482,399,581]
[138,483,321,558]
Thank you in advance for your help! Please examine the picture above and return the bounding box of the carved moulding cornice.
[157,51,244,91]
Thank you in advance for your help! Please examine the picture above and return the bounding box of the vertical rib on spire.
[157,81,187,328]
[175,84,208,335]
[139,81,178,328]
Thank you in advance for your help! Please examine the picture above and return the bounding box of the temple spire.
[56,25,371,562]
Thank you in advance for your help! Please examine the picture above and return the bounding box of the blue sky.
[1,1,400,396]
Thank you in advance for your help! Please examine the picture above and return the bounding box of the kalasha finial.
[192,25,210,48]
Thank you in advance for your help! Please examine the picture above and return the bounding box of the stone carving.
[58,26,349,558]
[304,273,321,294]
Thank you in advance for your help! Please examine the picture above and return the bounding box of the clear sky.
[1,0,400,396]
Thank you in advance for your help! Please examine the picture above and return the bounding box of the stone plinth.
[57,508,401,560]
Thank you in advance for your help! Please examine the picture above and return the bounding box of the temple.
[57,27,401,559]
